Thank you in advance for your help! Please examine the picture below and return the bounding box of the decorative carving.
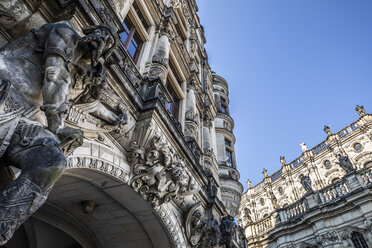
[0,22,118,244]
[127,134,198,205]
[337,154,355,173]
[356,105,366,117]
[316,231,340,246]
[69,63,128,133]
[186,202,221,247]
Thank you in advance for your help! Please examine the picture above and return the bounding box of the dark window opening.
[351,231,368,248]
[166,80,180,121]
[120,18,143,62]
[225,139,231,147]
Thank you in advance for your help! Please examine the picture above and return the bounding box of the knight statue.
[0,22,118,244]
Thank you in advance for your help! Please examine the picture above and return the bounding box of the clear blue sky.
[197,0,372,191]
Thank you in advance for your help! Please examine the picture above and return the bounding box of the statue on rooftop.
[280,156,286,166]
[300,142,308,152]
[0,22,118,245]
[356,105,366,117]
[324,125,332,136]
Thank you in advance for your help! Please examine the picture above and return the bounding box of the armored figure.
[0,22,117,244]
[337,154,355,173]
[300,174,313,193]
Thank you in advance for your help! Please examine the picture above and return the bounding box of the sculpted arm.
[41,55,71,134]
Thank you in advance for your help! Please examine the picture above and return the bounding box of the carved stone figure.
[324,125,332,136]
[0,22,117,244]
[280,156,286,166]
[337,154,355,173]
[300,142,308,152]
[219,215,235,248]
[263,168,268,177]
[186,202,221,248]
[300,175,313,193]
[247,179,252,189]
[356,105,366,117]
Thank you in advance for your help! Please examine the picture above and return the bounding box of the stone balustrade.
[254,214,276,235]
[318,179,350,204]
[279,199,308,223]
[361,168,372,185]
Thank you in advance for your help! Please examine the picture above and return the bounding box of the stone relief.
[127,133,198,206]
[0,22,117,244]
[316,231,340,246]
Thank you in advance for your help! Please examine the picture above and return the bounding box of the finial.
[280,156,286,166]
[324,125,332,136]
[246,179,252,188]
[300,142,308,152]
[356,105,366,117]
[262,168,268,177]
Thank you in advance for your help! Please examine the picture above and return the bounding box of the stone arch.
[62,155,188,248]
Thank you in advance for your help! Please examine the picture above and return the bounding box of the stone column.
[184,82,198,140]
[148,21,172,84]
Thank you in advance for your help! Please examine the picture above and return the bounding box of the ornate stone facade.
[0,0,245,247]
[239,106,372,248]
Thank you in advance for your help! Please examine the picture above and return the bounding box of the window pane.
[127,41,137,59]
[226,150,233,167]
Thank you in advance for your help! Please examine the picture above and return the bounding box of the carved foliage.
[127,134,198,205]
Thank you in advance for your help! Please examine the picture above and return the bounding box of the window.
[226,149,233,167]
[351,232,368,248]
[324,160,332,169]
[225,139,231,147]
[220,97,228,114]
[166,80,180,120]
[120,18,143,62]
[354,143,363,152]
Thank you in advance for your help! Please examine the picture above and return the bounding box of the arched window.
[351,231,369,248]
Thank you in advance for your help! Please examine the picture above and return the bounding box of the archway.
[5,168,174,248]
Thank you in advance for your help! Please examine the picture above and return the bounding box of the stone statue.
[0,22,117,244]
[356,105,366,117]
[280,156,286,166]
[263,168,268,177]
[247,179,252,189]
[324,125,332,136]
[300,142,308,152]
[337,154,355,173]
[300,174,313,193]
